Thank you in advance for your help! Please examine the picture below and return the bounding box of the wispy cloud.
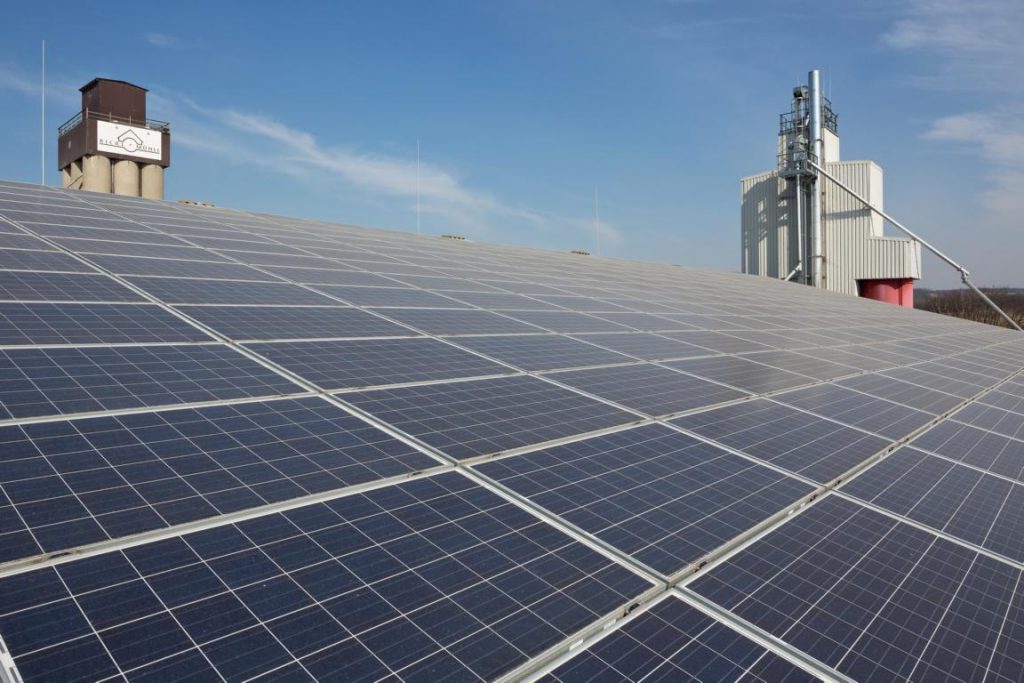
[0,62,78,108]
[165,93,622,242]
[885,0,1024,219]
[145,33,179,48]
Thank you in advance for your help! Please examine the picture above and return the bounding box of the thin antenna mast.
[594,187,600,256]
[40,40,45,186]
[416,139,421,235]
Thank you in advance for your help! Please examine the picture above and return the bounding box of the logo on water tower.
[96,121,163,161]
[117,129,144,154]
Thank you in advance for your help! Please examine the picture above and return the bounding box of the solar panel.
[125,276,337,305]
[665,355,814,394]
[0,233,54,250]
[504,310,633,333]
[572,331,708,360]
[246,337,513,389]
[0,471,654,681]
[774,382,936,439]
[454,333,631,371]
[345,375,638,460]
[0,303,211,345]
[0,180,1020,682]
[543,594,817,682]
[689,495,1024,682]
[672,398,891,482]
[474,423,814,575]
[0,396,441,561]
[0,271,144,303]
[377,307,542,335]
[0,344,301,420]
[840,446,1024,561]
[175,304,413,341]
[549,363,748,417]
[87,254,283,281]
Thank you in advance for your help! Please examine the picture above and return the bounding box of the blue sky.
[1,0,1020,287]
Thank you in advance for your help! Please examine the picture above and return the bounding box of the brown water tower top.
[79,78,148,123]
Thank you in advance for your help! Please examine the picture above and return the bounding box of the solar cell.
[474,423,813,575]
[690,495,1024,682]
[0,302,210,345]
[246,337,512,389]
[550,363,748,417]
[0,396,440,561]
[0,344,301,420]
[543,594,817,682]
[176,305,413,341]
[345,375,638,460]
[0,472,653,682]
[125,276,336,305]
[662,329,774,354]
[454,334,630,371]
[672,399,891,482]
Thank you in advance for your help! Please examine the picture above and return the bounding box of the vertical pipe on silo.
[808,69,824,288]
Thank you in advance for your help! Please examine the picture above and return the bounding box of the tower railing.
[58,109,170,137]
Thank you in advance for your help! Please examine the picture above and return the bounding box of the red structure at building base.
[858,278,915,308]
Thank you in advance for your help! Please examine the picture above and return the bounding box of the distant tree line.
[915,288,1024,329]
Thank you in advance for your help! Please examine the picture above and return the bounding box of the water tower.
[740,70,921,306]
[57,78,170,199]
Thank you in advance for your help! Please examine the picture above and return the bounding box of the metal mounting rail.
[807,159,1023,332]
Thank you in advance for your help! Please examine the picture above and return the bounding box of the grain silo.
[57,78,170,200]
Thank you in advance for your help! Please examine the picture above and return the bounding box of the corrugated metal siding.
[822,161,919,295]
[740,171,789,279]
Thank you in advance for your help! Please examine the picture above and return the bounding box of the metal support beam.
[808,159,1023,332]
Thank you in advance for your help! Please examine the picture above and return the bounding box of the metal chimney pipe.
[808,69,824,288]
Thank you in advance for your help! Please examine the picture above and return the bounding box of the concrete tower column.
[140,164,164,200]
[81,155,112,193]
[112,159,140,196]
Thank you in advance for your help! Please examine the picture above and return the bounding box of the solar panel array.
[0,178,1021,682]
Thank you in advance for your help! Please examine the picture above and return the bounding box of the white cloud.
[885,0,1024,223]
